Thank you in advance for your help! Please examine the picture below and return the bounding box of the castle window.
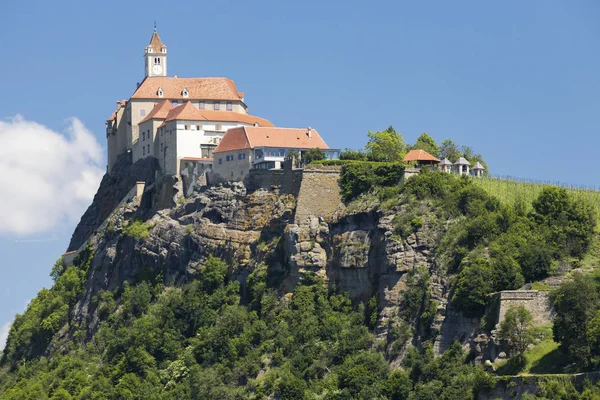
[218,158,222,165]
[199,101,205,110]
[172,100,178,107]
[143,147,145,156]
[238,153,245,160]
[185,125,190,130]
[226,102,232,111]
[143,132,145,141]
[160,143,163,151]
[216,124,222,131]
[147,144,150,153]
[196,125,202,130]
[140,109,145,116]
[182,88,189,98]
[214,103,220,110]
[162,48,166,53]
[157,88,163,97]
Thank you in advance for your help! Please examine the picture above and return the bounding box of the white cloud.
[0,321,10,351]
[0,115,104,235]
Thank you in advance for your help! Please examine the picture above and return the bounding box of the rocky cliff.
[65,162,481,364]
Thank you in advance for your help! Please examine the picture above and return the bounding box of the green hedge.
[310,160,405,201]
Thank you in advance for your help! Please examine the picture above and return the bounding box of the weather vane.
[154,21,157,32]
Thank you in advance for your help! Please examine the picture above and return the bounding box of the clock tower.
[144,27,167,78]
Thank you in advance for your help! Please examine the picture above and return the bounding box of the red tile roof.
[155,101,273,126]
[403,149,440,162]
[181,157,214,162]
[214,126,329,153]
[139,100,174,124]
[131,77,244,101]
[148,30,166,53]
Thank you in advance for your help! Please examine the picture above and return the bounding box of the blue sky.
[1,0,599,345]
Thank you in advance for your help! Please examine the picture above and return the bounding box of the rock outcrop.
[67,169,479,363]
[67,153,159,251]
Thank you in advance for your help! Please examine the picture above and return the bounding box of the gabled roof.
[131,77,244,101]
[139,100,174,124]
[440,158,452,166]
[195,109,273,127]
[473,161,485,170]
[214,126,329,154]
[454,157,471,166]
[148,30,166,53]
[156,101,273,126]
[164,101,203,121]
[403,149,440,163]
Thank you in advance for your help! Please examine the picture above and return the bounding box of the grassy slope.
[472,176,600,225]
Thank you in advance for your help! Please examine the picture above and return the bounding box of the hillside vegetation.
[3,131,600,399]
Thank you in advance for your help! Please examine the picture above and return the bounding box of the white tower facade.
[144,29,167,78]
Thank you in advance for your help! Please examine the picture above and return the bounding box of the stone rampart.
[245,169,303,196]
[294,165,343,224]
[494,290,554,327]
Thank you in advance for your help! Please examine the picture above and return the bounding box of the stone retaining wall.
[245,169,303,196]
[494,290,554,327]
[295,165,343,224]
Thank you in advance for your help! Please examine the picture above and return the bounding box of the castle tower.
[144,26,167,78]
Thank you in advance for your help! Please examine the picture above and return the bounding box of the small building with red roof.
[403,149,441,167]
[212,126,338,182]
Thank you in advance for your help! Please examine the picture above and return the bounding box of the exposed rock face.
[68,153,159,251]
[68,171,476,363]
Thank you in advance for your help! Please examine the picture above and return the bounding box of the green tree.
[452,259,494,317]
[412,132,439,158]
[365,126,406,162]
[438,139,461,162]
[531,187,596,258]
[552,273,600,367]
[498,306,534,357]
[302,148,326,164]
[339,148,367,161]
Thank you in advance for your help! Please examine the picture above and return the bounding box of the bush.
[123,219,151,239]
[452,259,494,317]
[338,161,404,201]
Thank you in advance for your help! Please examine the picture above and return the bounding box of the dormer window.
[157,88,163,97]
[182,88,189,98]
[162,48,167,53]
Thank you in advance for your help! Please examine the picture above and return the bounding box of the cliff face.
[66,164,476,362]
[67,153,159,251]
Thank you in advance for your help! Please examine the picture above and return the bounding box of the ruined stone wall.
[294,165,343,224]
[495,290,554,327]
[245,169,303,196]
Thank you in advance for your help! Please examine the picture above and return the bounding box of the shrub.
[452,259,494,317]
[123,219,151,239]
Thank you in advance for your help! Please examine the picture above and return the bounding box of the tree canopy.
[365,126,407,162]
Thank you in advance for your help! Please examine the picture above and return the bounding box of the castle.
[106,29,338,182]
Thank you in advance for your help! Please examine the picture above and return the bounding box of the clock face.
[152,64,163,75]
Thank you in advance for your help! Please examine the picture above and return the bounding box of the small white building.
[454,157,471,176]
[212,126,339,182]
[472,161,485,177]
[440,158,452,173]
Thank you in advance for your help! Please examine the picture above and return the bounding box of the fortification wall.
[295,165,343,224]
[495,290,554,327]
[245,169,303,196]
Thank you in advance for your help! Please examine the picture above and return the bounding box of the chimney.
[307,126,312,138]
[174,74,179,78]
